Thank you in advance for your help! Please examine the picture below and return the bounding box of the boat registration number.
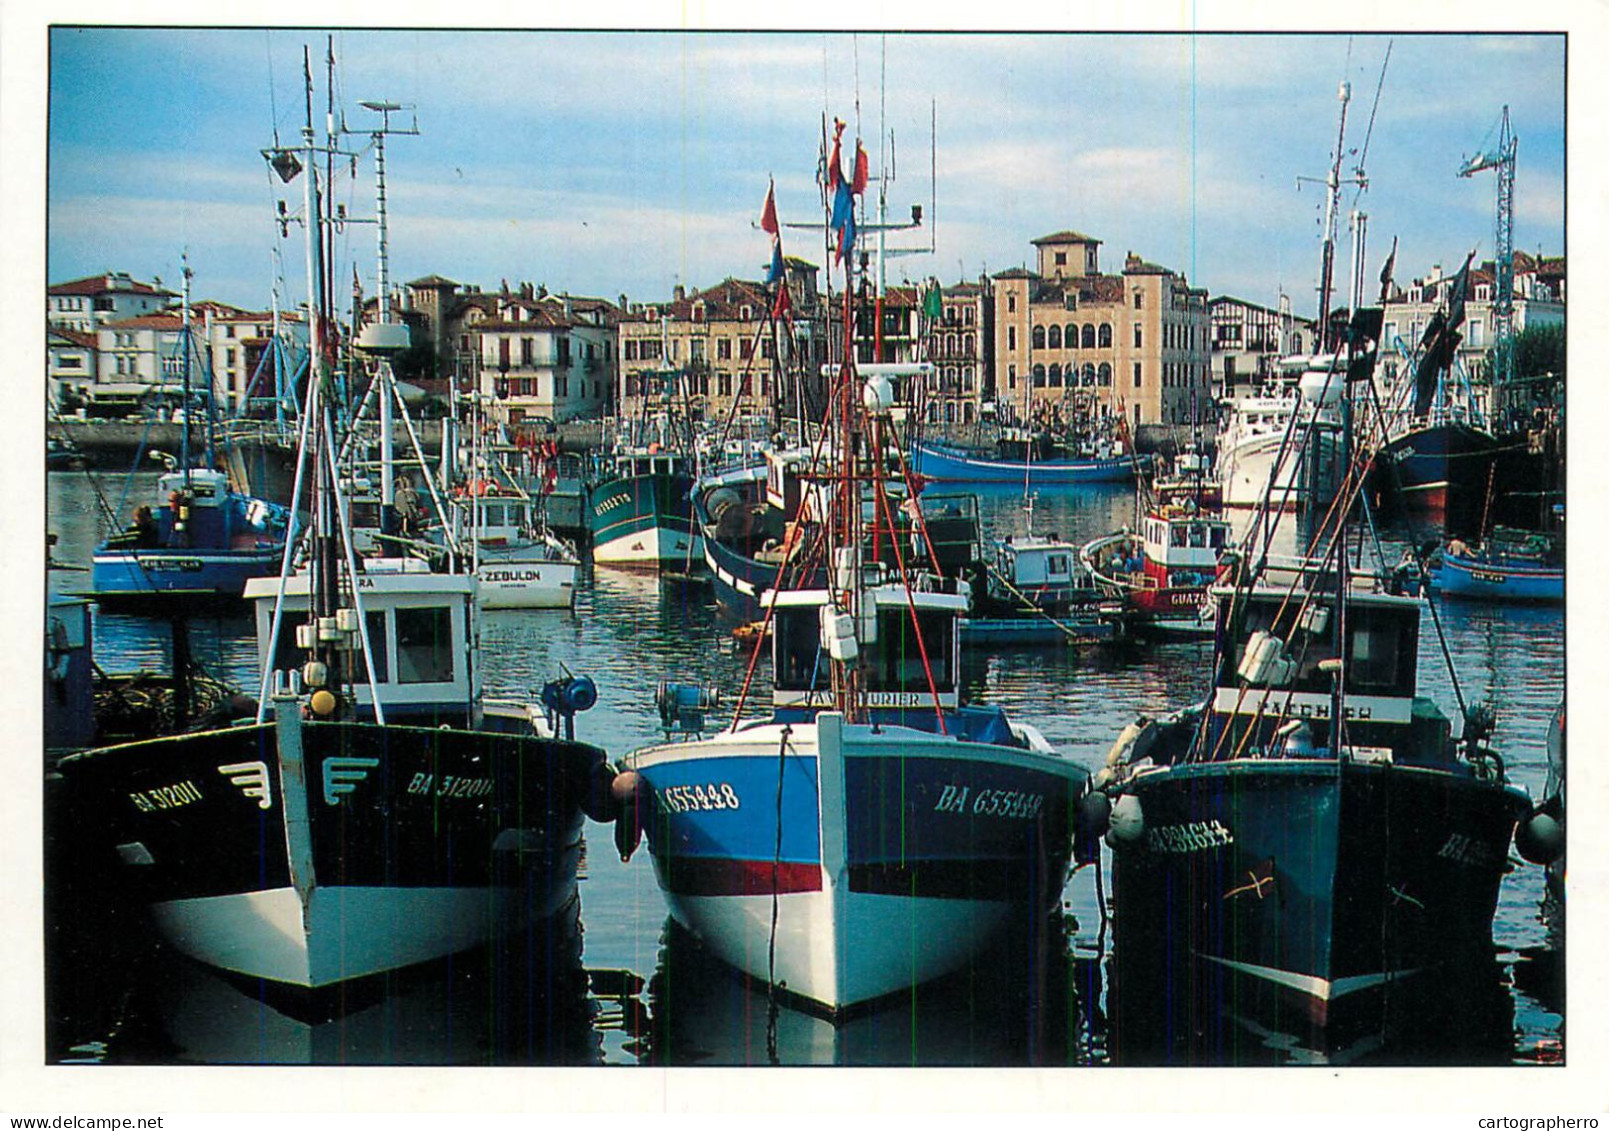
[1469,570,1507,584]
[659,782,741,813]
[129,779,204,812]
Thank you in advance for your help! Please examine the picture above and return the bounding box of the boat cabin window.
[268,610,389,683]
[396,606,455,684]
[1047,553,1070,576]
[1171,525,1188,548]
[1188,524,1206,548]
[868,609,954,695]
[1224,597,1416,697]
[773,608,830,692]
[1210,526,1226,549]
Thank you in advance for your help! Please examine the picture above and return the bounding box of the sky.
[37,24,1567,320]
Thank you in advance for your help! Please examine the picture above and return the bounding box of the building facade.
[1209,294,1314,400]
[913,277,991,425]
[1378,254,1565,425]
[615,261,829,428]
[461,283,618,426]
[992,230,1211,435]
[47,272,174,334]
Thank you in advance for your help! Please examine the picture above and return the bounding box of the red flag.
[760,181,779,235]
[852,142,869,195]
[773,282,792,318]
[827,119,846,190]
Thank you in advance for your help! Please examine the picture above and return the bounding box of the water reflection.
[1105,951,1518,1067]
[73,901,597,1066]
[636,917,1094,1067]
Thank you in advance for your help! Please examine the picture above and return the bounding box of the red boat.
[1081,503,1234,635]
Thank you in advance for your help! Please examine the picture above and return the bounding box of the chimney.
[619,293,628,312]
[520,281,533,299]
[674,284,686,303]
[562,292,574,319]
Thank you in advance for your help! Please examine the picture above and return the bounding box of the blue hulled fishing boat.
[1430,524,1563,603]
[91,264,289,606]
[913,431,1143,484]
[615,141,1090,1014]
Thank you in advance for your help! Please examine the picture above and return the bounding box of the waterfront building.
[991,230,1211,443]
[615,260,829,428]
[457,282,618,426]
[1208,294,1315,402]
[47,272,174,335]
[1378,252,1564,427]
[914,277,991,426]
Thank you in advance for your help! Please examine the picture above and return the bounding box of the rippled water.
[44,471,1564,1067]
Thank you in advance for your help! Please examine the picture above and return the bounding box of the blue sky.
[41,25,1565,319]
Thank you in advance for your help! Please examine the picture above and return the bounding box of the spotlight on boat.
[1277,718,1318,758]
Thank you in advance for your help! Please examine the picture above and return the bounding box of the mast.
[179,256,193,488]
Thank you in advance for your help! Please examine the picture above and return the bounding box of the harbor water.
[44,470,1564,1067]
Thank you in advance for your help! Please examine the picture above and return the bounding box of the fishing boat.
[1214,354,1346,514]
[91,266,290,606]
[614,144,1089,1016]
[1429,524,1563,603]
[588,441,702,568]
[1081,502,1234,637]
[589,365,703,569]
[57,64,616,1004]
[960,530,1114,646]
[1370,253,1499,535]
[91,465,290,605]
[696,433,980,621]
[1089,301,1554,1031]
[912,426,1142,485]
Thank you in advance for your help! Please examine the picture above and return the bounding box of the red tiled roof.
[50,328,97,348]
[48,274,174,297]
[104,313,184,330]
[1032,230,1101,246]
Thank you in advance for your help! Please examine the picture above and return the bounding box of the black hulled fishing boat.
[56,53,616,1008]
[1090,299,1556,1034]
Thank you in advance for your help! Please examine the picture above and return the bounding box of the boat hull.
[1217,431,1301,511]
[474,547,578,609]
[1110,759,1527,1030]
[1431,554,1564,603]
[588,471,701,568]
[912,442,1140,484]
[623,714,1082,1013]
[1374,422,1499,534]
[91,547,284,603]
[58,717,609,991]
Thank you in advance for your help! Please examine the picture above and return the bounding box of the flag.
[826,120,868,265]
[760,180,785,285]
[1411,252,1475,417]
[1377,236,1397,303]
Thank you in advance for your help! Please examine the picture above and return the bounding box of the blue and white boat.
[618,344,1088,1014]
[1429,525,1563,603]
[92,466,289,605]
[91,260,289,606]
[913,432,1143,484]
[588,445,702,569]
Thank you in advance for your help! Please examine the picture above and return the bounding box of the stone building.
[615,259,829,427]
[991,230,1211,438]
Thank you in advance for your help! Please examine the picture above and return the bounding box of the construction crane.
[1459,105,1516,400]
